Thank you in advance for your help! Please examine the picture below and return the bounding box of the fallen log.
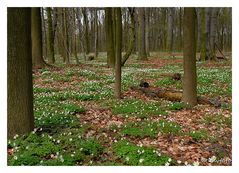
[130,86,225,107]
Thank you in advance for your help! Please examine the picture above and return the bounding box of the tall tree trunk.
[167,8,174,53]
[41,8,47,60]
[94,9,99,58]
[182,7,197,107]
[62,8,70,64]
[137,8,147,60]
[121,8,135,66]
[209,8,219,60]
[8,8,34,138]
[31,8,45,69]
[82,8,90,55]
[105,8,115,68]
[200,8,207,61]
[145,8,150,57]
[178,8,183,52]
[47,7,55,64]
[115,8,122,99]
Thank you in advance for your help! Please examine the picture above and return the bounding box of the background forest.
[7,7,231,166]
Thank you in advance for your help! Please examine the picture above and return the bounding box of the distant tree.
[115,8,122,99]
[47,7,55,64]
[145,8,150,57]
[200,8,207,61]
[82,8,90,55]
[182,7,197,107]
[137,8,147,60]
[94,8,99,58]
[167,8,174,53]
[105,8,115,68]
[121,7,135,66]
[8,8,34,138]
[31,8,46,68]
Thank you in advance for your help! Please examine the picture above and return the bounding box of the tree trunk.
[8,8,34,138]
[63,8,70,64]
[209,8,219,60]
[115,8,122,99]
[94,9,99,58]
[105,8,115,68]
[82,8,90,55]
[121,8,135,66]
[31,8,46,69]
[47,7,55,64]
[145,8,150,57]
[200,8,207,61]
[182,7,197,107]
[137,8,147,60]
[167,8,174,53]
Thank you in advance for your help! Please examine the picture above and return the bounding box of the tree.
[47,7,55,64]
[182,7,197,107]
[31,8,46,69]
[200,8,207,61]
[145,8,150,57]
[115,8,122,99]
[137,8,147,60]
[209,8,219,60]
[82,8,90,55]
[8,8,34,138]
[167,8,174,53]
[105,8,115,68]
[94,8,99,58]
[121,8,136,66]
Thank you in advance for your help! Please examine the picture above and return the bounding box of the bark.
[131,86,224,107]
[200,8,207,61]
[115,8,122,99]
[209,8,219,60]
[105,8,115,68]
[8,8,34,138]
[82,8,90,55]
[94,9,99,58]
[121,8,135,66]
[31,8,46,69]
[182,7,197,107]
[145,8,150,57]
[137,8,147,60]
[47,7,55,64]
[63,8,70,64]
[167,8,174,53]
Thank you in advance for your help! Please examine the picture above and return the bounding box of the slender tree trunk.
[137,8,147,60]
[179,8,183,52]
[82,8,90,55]
[145,8,150,57]
[182,7,197,107]
[121,8,135,66]
[200,8,207,61]
[115,8,122,99]
[209,8,219,60]
[167,8,174,53]
[8,8,34,138]
[47,7,55,64]
[41,8,47,60]
[31,8,45,69]
[105,8,115,68]
[94,9,99,58]
[63,8,70,64]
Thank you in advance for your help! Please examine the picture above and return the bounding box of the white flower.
[165,162,170,166]
[78,135,81,139]
[184,161,188,165]
[177,160,182,164]
[168,158,172,162]
[71,154,75,157]
[125,157,130,162]
[13,134,19,139]
[57,140,60,143]
[193,161,200,166]
[69,138,72,141]
[59,155,64,162]
[89,160,93,164]
[139,158,144,163]
[14,156,18,160]
[209,156,217,163]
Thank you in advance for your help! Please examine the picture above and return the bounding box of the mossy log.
[130,85,224,107]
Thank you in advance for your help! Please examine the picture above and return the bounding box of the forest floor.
[8,52,232,166]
